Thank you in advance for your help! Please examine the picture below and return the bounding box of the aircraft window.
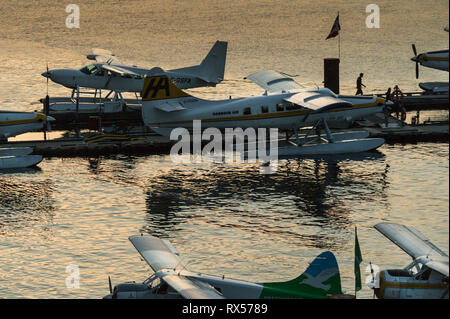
[286,103,302,110]
[416,268,432,280]
[243,107,251,115]
[261,106,269,113]
[276,104,284,112]
[95,69,105,76]
[80,64,98,75]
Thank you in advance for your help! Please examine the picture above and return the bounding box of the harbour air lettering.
[182,303,216,317]
[143,77,170,99]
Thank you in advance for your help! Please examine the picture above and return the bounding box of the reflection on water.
[0,144,447,299]
[141,152,389,250]
[0,176,56,236]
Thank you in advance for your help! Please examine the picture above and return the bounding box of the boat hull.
[0,155,43,169]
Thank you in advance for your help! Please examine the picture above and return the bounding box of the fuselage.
[143,89,385,132]
[375,268,448,299]
[43,64,212,92]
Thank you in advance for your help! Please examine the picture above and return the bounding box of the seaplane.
[140,70,387,156]
[104,235,345,299]
[367,222,449,299]
[411,26,449,94]
[0,111,54,169]
[41,41,228,94]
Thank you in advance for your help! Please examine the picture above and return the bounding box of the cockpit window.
[80,64,98,75]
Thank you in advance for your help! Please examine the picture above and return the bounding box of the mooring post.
[324,58,340,94]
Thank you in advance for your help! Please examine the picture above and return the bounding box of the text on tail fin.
[142,75,191,101]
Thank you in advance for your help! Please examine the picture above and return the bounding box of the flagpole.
[338,11,340,61]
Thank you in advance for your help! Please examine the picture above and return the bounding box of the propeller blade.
[416,62,419,79]
[46,63,49,96]
[108,276,112,294]
[412,44,417,56]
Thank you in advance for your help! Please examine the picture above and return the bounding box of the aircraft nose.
[411,56,418,62]
[41,71,52,78]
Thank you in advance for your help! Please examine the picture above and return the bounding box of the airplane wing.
[87,48,121,64]
[374,223,449,260]
[160,273,225,299]
[129,235,225,298]
[129,235,185,272]
[245,70,303,93]
[101,64,139,77]
[283,92,352,112]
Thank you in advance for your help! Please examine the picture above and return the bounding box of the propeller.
[46,63,49,95]
[412,44,420,79]
[108,276,113,294]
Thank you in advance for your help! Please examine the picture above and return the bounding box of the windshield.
[80,64,98,75]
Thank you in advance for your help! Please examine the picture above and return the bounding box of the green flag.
[354,227,363,292]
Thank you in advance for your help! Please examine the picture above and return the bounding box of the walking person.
[355,73,366,95]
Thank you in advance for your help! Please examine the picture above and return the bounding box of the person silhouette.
[356,73,366,95]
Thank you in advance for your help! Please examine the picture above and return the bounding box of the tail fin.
[171,41,228,84]
[260,251,343,299]
[142,75,192,101]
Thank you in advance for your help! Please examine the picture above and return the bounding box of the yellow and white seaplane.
[367,222,449,299]
[42,41,228,93]
[104,235,344,299]
[0,111,54,169]
[140,70,387,156]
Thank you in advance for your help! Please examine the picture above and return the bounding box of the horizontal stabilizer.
[154,101,186,112]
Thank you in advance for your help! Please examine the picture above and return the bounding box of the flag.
[354,226,363,292]
[326,14,340,39]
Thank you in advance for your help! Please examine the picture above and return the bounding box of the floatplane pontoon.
[140,70,387,156]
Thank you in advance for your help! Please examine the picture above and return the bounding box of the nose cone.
[411,56,418,62]
[41,71,52,78]
[46,115,56,122]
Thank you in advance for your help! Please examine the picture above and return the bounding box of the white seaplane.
[411,26,449,81]
[140,70,387,156]
[367,222,449,299]
[41,41,228,93]
[0,111,54,169]
[104,235,344,299]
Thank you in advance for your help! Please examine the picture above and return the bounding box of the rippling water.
[0,144,448,298]
[0,0,449,299]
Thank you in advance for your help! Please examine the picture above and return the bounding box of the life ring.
[390,88,404,103]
